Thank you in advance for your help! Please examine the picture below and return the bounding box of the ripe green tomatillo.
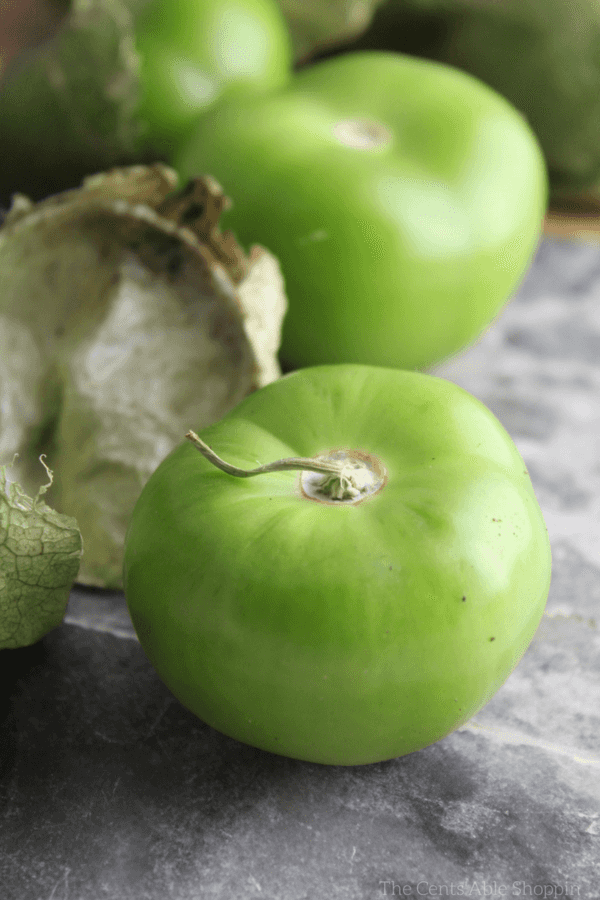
[174,51,547,370]
[134,0,292,152]
[123,365,551,765]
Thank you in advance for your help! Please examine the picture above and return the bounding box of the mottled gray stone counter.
[1,237,599,899]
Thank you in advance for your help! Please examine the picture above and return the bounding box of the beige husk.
[0,164,287,587]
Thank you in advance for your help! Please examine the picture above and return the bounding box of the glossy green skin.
[134,0,292,153]
[174,51,547,371]
[123,365,551,765]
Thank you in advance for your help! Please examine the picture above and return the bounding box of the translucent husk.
[0,164,287,588]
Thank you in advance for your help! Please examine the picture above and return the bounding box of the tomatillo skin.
[123,365,551,765]
[134,0,292,154]
[173,51,548,371]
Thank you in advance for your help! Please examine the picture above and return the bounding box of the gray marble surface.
[1,237,599,899]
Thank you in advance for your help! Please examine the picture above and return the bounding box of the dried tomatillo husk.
[0,164,287,588]
[0,456,83,650]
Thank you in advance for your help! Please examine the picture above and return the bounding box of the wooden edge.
[544,191,600,241]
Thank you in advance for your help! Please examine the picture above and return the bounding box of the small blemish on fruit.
[489,636,496,642]
[333,117,392,150]
[462,596,467,602]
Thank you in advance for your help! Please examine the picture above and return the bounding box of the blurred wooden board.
[545,193,600,241]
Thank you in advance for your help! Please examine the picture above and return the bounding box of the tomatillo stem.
[185,431,386,503]
[185,430,347,478]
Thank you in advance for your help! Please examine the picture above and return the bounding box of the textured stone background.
[1,236,599,900]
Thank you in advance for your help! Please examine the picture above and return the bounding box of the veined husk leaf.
[0,456,83,649]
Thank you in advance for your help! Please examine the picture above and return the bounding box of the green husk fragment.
[0,456,82,650]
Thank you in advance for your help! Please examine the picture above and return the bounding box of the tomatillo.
[123,365,551,765]
[134,0,292,153]
[174,51,547,371]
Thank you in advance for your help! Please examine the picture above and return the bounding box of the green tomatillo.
[123,364,551,765]
[174,51,548,371]
[133,0,293,153]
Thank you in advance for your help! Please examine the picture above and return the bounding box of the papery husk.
[0,164,287,588]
